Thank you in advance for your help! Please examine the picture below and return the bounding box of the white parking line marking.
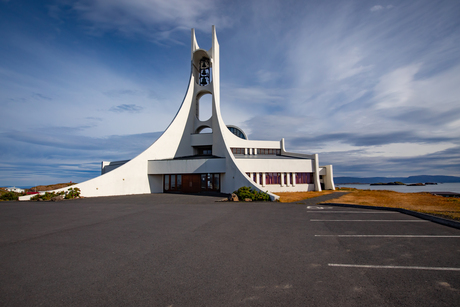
[306,211,398,213]
[328,264,460,271]
[306,206,333,209]
[310,220,428,222]
[316,235,460,238]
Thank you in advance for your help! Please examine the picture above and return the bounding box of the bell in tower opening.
[199,57,211,86]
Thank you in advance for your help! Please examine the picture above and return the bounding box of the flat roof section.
[233,154,306,160]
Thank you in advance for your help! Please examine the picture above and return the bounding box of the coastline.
[336,182,460,194]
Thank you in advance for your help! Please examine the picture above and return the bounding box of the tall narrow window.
[201,174,206,189]
[213,174,220,190]
[164,175,170,191]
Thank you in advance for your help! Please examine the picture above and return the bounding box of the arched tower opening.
[192,50,212,86]
[197,127,212,134]
[196,93,212,121]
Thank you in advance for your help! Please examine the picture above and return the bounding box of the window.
[256,148,281,155]
[227,126,247,139]
[213,174,220,190]
[201,174,207,189]
[164,174,218,192]
[200,173,220,191]
[164,175,169,191]
[296,173,314,184]
[265,172,281,185]
[177,175,182,190]
[164,174,182,191]
[196,146,212,155]
[231,148,245,154]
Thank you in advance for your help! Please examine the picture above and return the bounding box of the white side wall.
[234,158,314,173]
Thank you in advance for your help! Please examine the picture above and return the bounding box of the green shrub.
[233,186,270,201]
[65,187,81,199]
[31,191,65,201]
[30,194,41,201]
[0,191,20,201]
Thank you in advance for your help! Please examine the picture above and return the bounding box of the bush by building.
[233,186,270,201]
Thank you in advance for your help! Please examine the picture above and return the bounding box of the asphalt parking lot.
[1,193,459,306]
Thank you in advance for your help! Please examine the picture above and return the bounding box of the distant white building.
[20,26,334,201]
[5,187,24,193]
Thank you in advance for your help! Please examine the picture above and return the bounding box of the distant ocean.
[336,182,460,194]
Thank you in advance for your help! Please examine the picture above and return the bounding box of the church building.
[21,26,335,201]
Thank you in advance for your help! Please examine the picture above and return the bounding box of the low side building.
[5,187,25,193]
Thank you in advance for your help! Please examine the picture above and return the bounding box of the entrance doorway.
[164,173,220,193]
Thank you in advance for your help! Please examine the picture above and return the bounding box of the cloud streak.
[109,104,144,113]
[56,0,232,43]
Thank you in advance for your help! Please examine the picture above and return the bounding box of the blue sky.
[1,0,460,186]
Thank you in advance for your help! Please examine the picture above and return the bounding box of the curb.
[321,202,460,230]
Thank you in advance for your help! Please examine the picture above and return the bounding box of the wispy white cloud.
[373,63,421,109]
[59,0,232,42]
[374,63,460,113]
[225,86,284,104]
[109,104,144,113]
[370,5,384,12]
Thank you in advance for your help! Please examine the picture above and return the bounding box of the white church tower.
[21,26,335,201]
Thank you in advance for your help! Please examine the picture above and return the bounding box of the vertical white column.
[254,148,257,155]
[244,148,248,155]
[255,173,259,184]
[292,172,296,187]
[286,172,290,186]
[281,172,285,187]
[248,148,252,155]
[262,172,266,186]
[313,153,321,191]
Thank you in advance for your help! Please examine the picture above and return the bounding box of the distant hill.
[334,175,460,184]
[28,182,76,192]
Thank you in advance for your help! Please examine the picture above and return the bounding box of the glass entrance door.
[164,173,220,193]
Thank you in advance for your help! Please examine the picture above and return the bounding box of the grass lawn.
[276,190,337,203]
[277,188,460,221]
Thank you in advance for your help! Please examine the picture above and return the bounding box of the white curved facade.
[20,27,334,201]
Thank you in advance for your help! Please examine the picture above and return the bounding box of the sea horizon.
[336,182,460,194]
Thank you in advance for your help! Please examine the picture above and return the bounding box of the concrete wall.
[148,158,226,174]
